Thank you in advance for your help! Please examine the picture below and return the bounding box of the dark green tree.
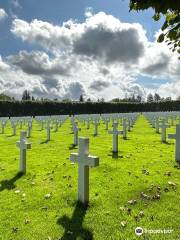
[147,93,154,102]
[22,90,31,101]
[154,93,161,102]
[79,94,84,102]
[130,0,180,57]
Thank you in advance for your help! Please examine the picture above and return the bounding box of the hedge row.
[0,100,180,117]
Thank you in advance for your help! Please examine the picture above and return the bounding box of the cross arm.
[168,134,176,139]
[108,130,113,134]
[118,130,123,134]
[86,155,99,167]
[16,141,20,148]
[26,142,31,149]
[70,153,79,163]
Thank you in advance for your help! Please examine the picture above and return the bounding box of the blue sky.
[0,0,179,100]
[0,0,164,56]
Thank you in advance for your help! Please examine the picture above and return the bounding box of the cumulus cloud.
[9,50,72,76]
[63,82,86,100]
[0,9,8,21]
[11,12,146,64]
[89,78,110,91]
[3,10,179,100]
[158,81,180,99]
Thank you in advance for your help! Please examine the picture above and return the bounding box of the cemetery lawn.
[0,115,179,240]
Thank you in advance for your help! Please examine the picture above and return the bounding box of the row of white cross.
[144,112,180,162]
[1,112,180,205]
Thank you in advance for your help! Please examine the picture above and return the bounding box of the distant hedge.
[0,100,180,117]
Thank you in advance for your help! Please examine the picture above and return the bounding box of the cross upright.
[105,118,110,130]
[155,117,160,133]
[86,118,90,129]
[159,119,170,142]
[122,118,127,139]
[73,122,79,146]
[94,119,99,136]
[108,122,123,152]
[47,121,51,141]
[168,124,180,163]
[11,121,17,136]
[1,121,6,134]
[127,118,131,131]
[27,121,32,138]
[70,137,99,204]
[19,120,22,129]
[16,131,31,173]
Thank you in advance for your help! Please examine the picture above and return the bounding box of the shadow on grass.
[6,134,15,138]
[57,201,93,240]
[69,144,77,150]
[0,172,23,192]
[123,137,129,141]
[108,151,123,159]
[163,141,173,145]
[40,139,49,144]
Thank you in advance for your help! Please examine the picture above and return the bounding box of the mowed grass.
[0,115,179,240]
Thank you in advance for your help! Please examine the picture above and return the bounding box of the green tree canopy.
[130,0,180,58]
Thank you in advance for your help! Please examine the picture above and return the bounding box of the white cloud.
[9,50,73,76]
[158,81,180,99]
[0,9,8,21]
[2,11,179,100]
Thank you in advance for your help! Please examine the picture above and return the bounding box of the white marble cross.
[19,120,23,129]
[16,131,31,173]
[54,121,59,132]
[159,119,170,142]
[86,118,90,129]
[27,122,32,138]
[94,119,99,136]
[105,118,110,130]
[73,122,79,146]
[108,122,123,152]
[11,122,17,136]
[127,118,131,131]
[168,125,180,163]
[122,119,127,139]
[47,122,51,141]
[70,137,99,204]
[1,121,6,134]
[155,117,160,133]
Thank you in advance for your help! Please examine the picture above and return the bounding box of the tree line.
[0,100,180,117]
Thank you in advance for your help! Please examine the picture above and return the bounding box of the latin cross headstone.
[159,119,170,143]
[86,118,90,129]
[16,131,31,173]
[108,122,123,152]
[27,122,32,138]
[1,121,6,134]
[20,120,23,129]
[70,137,99,204]
[11,122,17,136]
[105,118,110,130]
[47,122,51,141]
[127,118,131,132]
[168,125,180,163]
[155,117,160,133]
[122,119,127,139]
[73,122,79,146]
[94,119,99,136]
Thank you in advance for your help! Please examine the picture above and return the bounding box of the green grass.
[0,115,179,240]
